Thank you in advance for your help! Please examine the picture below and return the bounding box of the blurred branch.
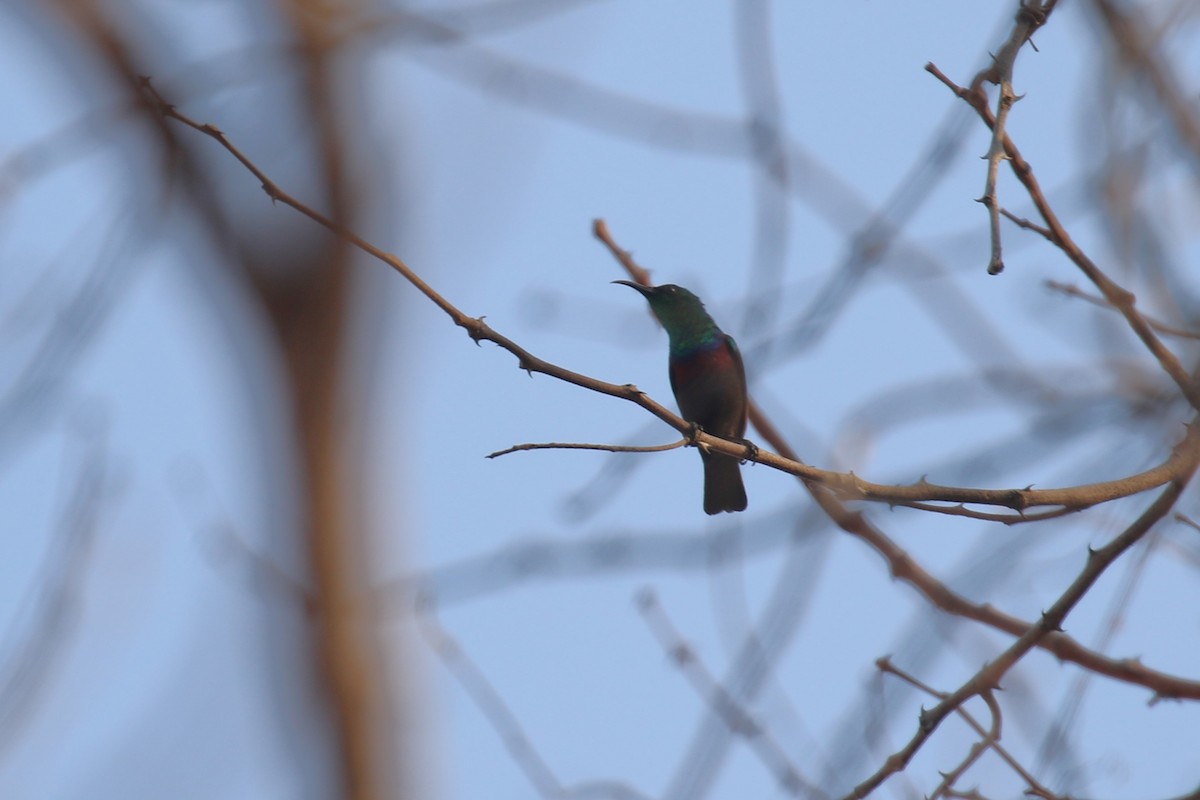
[1091,0,1200,173]
[636,589,821,799]
[846,463,1197,799]
[169,462,317,614]
[732,0,791,341]
[389,507,805,609]
[0,423,109,755]
[1047,280,1200,341]
[417,600,653,800]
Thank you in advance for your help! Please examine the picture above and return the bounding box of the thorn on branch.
[1040,611,1065,633]
[918,706,936,732]
[465,316,487,345]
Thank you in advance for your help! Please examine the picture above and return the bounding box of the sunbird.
[615,281,748,514]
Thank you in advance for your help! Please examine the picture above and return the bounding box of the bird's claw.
[738,438,760,463]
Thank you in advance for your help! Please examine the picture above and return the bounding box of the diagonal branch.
[142,76,1195,518]
[844,459,1197,799]
[927,63,1200,414]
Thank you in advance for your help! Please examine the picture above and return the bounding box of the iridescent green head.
[613,280,722,351]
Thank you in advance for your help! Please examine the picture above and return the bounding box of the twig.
[1046,280,1200,341]
[169,461,317,613]
[878,658,1060,800]
[1034,527,1161,774]
[999,207,1052,240]
[927,688,1001,800]
[979,83,1017,275]
[1176,512,1200,535]
[593,219,652,286]
[894,501,1076,525]
[487,437,688,459]
[968,1,1059,274]
[0,423,110,755]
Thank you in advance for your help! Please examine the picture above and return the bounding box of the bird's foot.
[685,422,708,453]
[737,438,760,463]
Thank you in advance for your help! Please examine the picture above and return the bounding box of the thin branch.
[969,1,1059,274]
[1092,0,1200,174]
[0,424,110,755]
[999,207,1052,240]
[927,689,1001,800]
[894,501,1077,525]
[487,437,688,459]
[593,219,652,286]
[979,82,1017,275]
[169,462,317,614]
[1046,280,1200,341]
[878,658,1061,800]
[1176,512,1200,534]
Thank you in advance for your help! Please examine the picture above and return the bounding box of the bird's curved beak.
[611,279,653,296]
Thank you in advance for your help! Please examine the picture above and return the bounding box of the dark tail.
[701,452,747,515]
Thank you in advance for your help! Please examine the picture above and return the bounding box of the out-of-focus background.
[2,1,1199,798]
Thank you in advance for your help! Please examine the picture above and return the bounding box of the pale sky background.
[2,1,1199,799]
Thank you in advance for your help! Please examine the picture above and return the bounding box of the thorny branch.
[877,658,1061,799]
[843,468,1197,799]
[926,61,1200,414]
[970,0,1059,274]
[139,76,1195,522]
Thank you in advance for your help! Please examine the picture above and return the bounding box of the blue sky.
[2,1,1199,798]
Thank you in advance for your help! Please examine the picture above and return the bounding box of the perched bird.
[614,281,749,514]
